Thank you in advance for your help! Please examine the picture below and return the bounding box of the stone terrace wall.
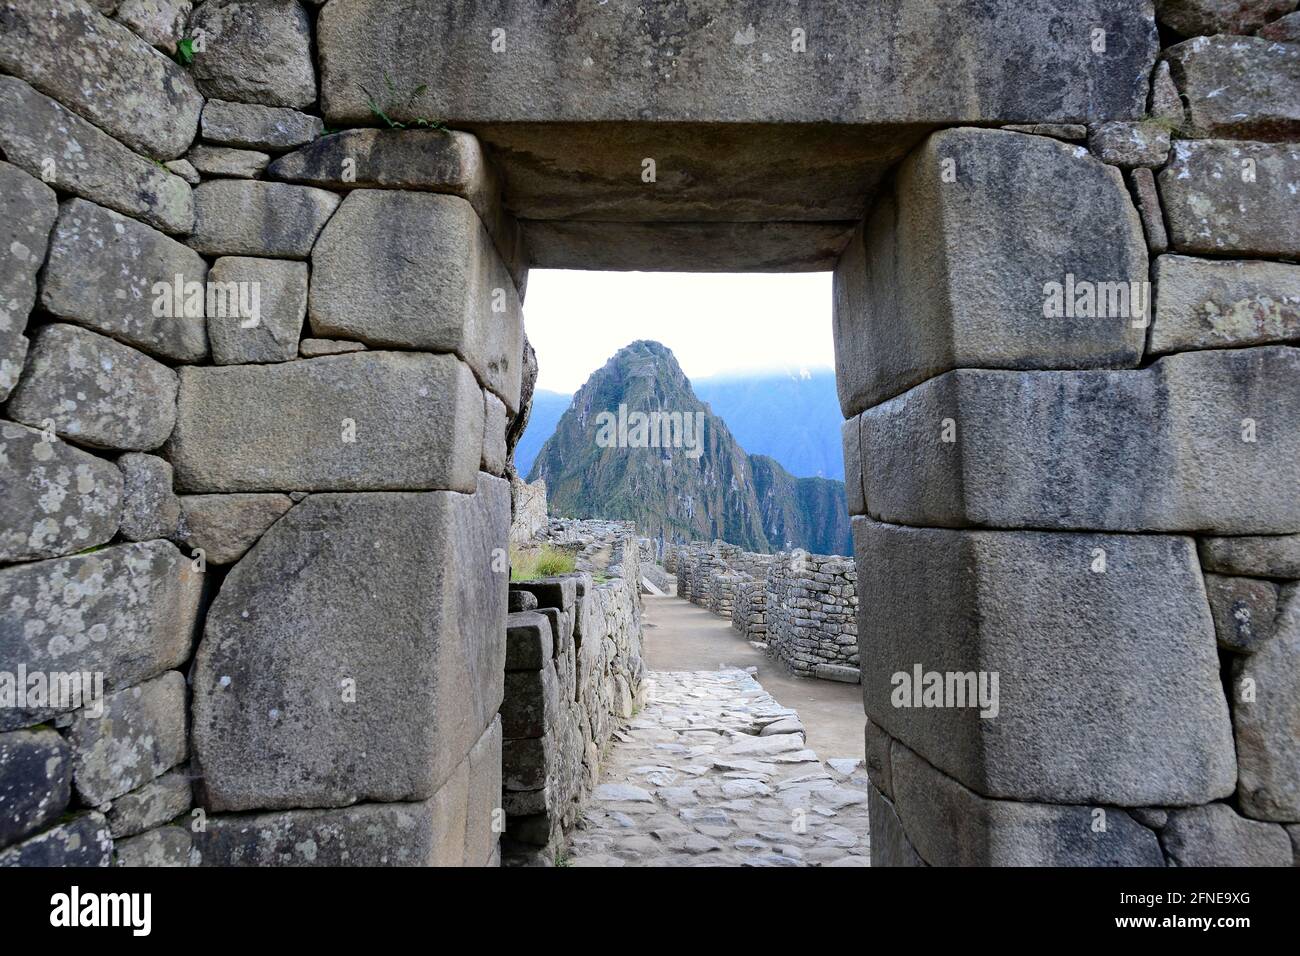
[0,0,522,867]
[732,581,768,642]
[502,519,644,865]
[840,10,1300,865]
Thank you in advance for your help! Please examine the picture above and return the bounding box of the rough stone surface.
[1149,60,1184,125]
[177,493,293,564]
[107,768,192,838]
[999,124,1087,141]
[0,77,193,236]
[0,540,202,730]
[192,798,465,866]
[1162,803,1292,866]
[202,100,324,151]
[0,0,202,160]
[165,159,200,185]
[168,351,484,493]
[1205,573,1279,653]
[1087,121,1171,167]
[1159,140,1300,258]
[1127,167,1169,254]
[482,392,508,476]
[7,324,178,452]
[0,812,112,867]
[40,198,208,362]
[189,181,341,259]
[506,612,554,672]
[117,453,182,542]
[1259,10,1300,40]
[890,743,1165,867]
[1168,36,1300,141]
[1151,255,1300,354]
[465,716,503,866]
[114,825,191,866]
[863,719,893,800]
[207,257,307,364]
[856,347,1300,534]
[1199,534,1300,579]
[0,161,57,401]
[0,421,123,563]
[189,0,317,108]
[309,190,523,413]
[191,477,508,811]
[68,671,187,805]
[841,418,864,516]
[1231,584,1300,821]
[318,0,1157,125]
[834,128,1147,417]
[187,145,271,179]
[868,785,925,866]
[115,0,191,54]
[1156,0,1299,36]
[299,338,365,358]
[0,728,71,849]
[854,517,1237,806]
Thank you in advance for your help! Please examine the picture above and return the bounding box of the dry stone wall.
[502,519,644,865]
[1,0,520,868]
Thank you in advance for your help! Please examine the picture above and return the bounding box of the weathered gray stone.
[189,0,316,108]
[168,351,484,493]
[0,421,122,563]
[113,825,190,866]
[508,591,539,613]
[0,728,71,849]
[165,159,201,185]
[40,199,208,361]
[1157,0,1299,38]
[1152,255,1300,355]
[999,124,1087,141]
[189,180,341,258]
[298,338,365,358]
[0,0,202,160]
[1168,36,1300,141]
[201,100,324,151]
[68,671,187,805]
[512,577,578,612]
[502,735,554,793]
[1199,533,1300,579]
[187,145,271,179]
[840,417,864,517]
[7,324,178,452]
[482,391,507,476]
[0,77,193,236]
[191,476,508,811]
[1127,167,1169,255]
[117,453,182,542]
[192,798,463,866]
[1149,60,1184,125]
[0,161,57,401]
[1162,803,1292,866]
[857,347,1300,534]
[178,493,293,564]
[0,812,112,867]
[1232,584,1300,820]
[318,0,1156,126]
[309,190,523,412]
[863,718,893,800]
[1087,121,1171,168]
[115,0,191,54]
[506,611,554,672]
[1205,574,1279,653]
[1159,140,1300,257]
[206,257,307,364]
[834,128,1146,417]
[1259,10,1300,41]
[867,785,925,866]
[890,743,1166,867]
[0,540,202,730]
[855,516,1237,806]
[465,716,502,866]
[107,768,192,838]
[502,664,560,740]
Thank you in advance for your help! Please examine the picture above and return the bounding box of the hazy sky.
[522,270,835,393]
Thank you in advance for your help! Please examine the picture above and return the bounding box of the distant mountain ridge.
[526,341,851,555]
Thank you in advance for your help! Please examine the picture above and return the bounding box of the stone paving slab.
[567,670,871,867]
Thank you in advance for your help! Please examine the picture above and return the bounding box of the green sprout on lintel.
[362,73,449,132]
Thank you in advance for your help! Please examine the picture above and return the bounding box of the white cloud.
[523,270,835,393]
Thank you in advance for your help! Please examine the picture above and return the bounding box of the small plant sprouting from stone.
[362,74,449,132]
[173,37,197,66]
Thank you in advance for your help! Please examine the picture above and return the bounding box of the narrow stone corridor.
[567,597,872,867]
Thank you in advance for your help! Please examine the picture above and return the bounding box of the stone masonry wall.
[840,7,1300,865]
[1,0,522,867]
[501,518,644,865]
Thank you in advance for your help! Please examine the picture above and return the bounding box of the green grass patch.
[510,545,576,581]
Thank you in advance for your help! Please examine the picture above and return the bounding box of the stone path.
[567,669,872,867]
